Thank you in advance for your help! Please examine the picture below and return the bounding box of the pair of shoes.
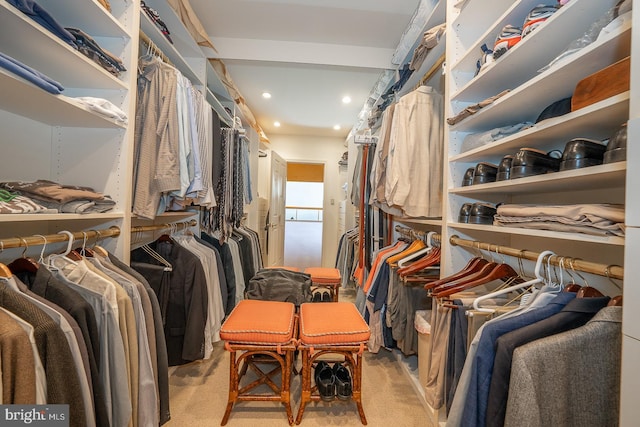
[559,138,607,171]
[314,362,353,401]
[458,202,497,225]
[510,148,562,179]
[312,291,332,302]
[460,162,498,186]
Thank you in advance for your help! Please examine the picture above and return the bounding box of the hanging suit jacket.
[505,306,622,427]
[486,296,610,427]
[0,308,36,403]
[0,280,87,427]
[131,240,208,366]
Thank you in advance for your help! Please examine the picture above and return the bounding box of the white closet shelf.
[0,3,128,90]
[0,69,127,128]
[449,23,632,133]
[447,222,625,246]
[450,92,629,162]
[451,0,547,73]
[395,218,443,227]
[140,13,204,86]
[206,62,233,103]
[206,88,233,127]
[450,0,516,48]
[0,212,125,223]
[450,0,618,95]
[449,162,626,195]
[142,0,202,58]
[46,0,130,37]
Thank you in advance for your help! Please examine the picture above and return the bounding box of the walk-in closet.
[0,0,637,426]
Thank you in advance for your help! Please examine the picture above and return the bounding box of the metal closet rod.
[449,235,624,280]
[130,219,197,234]
[0,226,120,250]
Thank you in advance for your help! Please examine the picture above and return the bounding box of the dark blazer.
[131,240,208,366]
[487,296,610,427]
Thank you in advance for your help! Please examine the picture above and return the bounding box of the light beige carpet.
[166,342,435,427]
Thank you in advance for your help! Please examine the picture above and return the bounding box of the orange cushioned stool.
[304,267,341,302]
[220,299,298,425]
[295,302,370,425]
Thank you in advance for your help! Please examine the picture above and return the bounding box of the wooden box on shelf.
[572,56,630,112]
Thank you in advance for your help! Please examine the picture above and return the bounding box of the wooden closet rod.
[131,219,197,235]
[139,30,173,65]
[449,235,624,280]
[416,53,445,89]
[0,226,120,250]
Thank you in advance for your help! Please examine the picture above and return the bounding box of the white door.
[267,151,287,266]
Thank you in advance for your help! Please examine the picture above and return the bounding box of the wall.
[267,134,347,267]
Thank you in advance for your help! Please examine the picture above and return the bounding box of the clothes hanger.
[0,242,12,278]
[90,229,110,257]
[605,264,623,306]
[431,247,500,296]
[471,250,555,313]
[570,258,605,298]
[8,237,39,274]
[424,241,488,291]
[560,257,582,293]
[397,232,435,268]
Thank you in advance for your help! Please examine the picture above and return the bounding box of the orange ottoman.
[304,267,341,301]
[220,300,298,425]
[295,302,370,425]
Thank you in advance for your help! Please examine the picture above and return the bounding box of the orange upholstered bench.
[304,267,341,302]
[295,302,371,425]
[220,300,298,425]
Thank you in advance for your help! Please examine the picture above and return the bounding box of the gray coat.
[505,306,622,427]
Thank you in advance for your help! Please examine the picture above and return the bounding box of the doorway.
[284,162,324,270]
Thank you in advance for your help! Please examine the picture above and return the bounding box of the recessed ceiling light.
[333,125,341,130]
[262,92,272,99]
[274,121,281,127]
[342,96,352,104]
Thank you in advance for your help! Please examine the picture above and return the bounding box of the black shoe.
[510,148,562,179]
[458,203,473,223]
[472,162,498,185]
[312,292,322,302]
[559,138,606,171]
[322,291,331,302]
[496,155,514,181]
[604,123,627,164]
[314,361,335,401]
[461,167,475,186]
[332,363,353,401]
[468,202,497,225]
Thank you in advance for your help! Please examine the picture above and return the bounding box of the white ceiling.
[189,0,421,138]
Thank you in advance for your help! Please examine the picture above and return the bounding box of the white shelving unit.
[442,0,633,422]
[0,0,139,260]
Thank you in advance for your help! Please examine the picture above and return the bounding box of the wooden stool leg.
[282,350,294,425]
[221,350,238,426]
[353,352,367,425]
[295,349,310,425]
